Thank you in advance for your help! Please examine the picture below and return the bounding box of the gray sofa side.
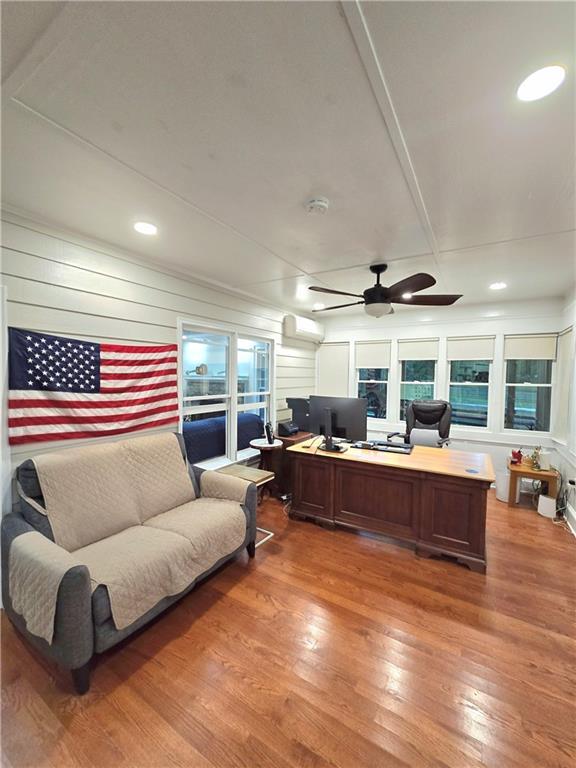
[1,511,94,690]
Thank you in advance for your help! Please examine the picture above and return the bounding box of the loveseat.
[1,432,257,694]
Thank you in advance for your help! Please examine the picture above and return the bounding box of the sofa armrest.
[198,471,257,547]
[1,513,94,670]
[199,470,251,504]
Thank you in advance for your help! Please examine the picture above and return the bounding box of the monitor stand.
[319,407,348,452]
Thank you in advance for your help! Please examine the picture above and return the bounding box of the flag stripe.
[8,409,179,437]
[100,368,177,381]
[101,343,178,354]
[100,357,177,368]
[9,391,177,409]
[8,416,179,445]
[100,381,177,394]
[9,403,178,427]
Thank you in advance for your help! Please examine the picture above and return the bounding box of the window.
[400,360,435,421]
[181,326,272,461]
[237,337,272,425]
[449,360,490,427]
[504,360,552,431]
[357,368,388,418]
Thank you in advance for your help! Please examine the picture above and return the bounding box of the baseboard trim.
[565,503,576,537]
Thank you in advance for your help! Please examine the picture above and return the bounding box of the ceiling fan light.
[364,302,392,318]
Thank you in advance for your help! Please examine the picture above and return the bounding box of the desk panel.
[335,464,420,540]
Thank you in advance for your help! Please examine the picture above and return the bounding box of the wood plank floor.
[2,491,575,768]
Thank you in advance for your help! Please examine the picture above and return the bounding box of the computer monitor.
[309,396,367,442]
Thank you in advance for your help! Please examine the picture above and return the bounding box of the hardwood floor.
[2,491,575,767]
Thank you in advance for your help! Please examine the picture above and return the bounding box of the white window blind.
[552,328,574,441]
[317,343,349,397]
[398,338,439,361]
[355,341,391,369]
[447,336,495,360]
[504,334,557,360]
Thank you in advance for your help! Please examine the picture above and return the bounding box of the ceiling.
[2,1,575,317]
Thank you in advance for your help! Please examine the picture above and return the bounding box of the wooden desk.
[287,443,495,573]
[276,431,313,495]
[507,460,559,507]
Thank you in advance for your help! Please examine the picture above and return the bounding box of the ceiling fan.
[309,263,462,318]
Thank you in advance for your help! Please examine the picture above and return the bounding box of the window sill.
[193,447,260,471]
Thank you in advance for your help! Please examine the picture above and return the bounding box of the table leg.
[508,473,519,507]
[547,476,558,500]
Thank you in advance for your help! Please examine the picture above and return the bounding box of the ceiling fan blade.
[313,301,366,312]
[386,273,436,297]
[309,286,364,298]
[392,294,463,306]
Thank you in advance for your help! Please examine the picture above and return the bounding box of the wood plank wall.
[1,215,317,466]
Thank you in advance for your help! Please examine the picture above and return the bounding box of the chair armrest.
[1,513,93,670]
[387,431,408,441]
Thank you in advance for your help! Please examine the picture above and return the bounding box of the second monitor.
[309,396,367,442]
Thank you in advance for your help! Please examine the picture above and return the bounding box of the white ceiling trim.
[341,1,440,264]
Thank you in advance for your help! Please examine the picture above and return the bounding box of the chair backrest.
[406,400,452,441]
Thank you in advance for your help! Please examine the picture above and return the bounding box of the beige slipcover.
[9,531,82,643]
[31,432,195,551]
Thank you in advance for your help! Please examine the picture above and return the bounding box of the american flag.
[8,328,179,445]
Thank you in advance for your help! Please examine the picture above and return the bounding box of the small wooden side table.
[217,463,275,547]
[507,460,559,507]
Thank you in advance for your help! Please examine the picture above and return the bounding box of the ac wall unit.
[283,314,325,344]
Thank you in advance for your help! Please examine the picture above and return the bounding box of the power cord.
[301,435,324,450]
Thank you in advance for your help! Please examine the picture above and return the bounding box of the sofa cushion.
[32,441,141,551]
[74,525,202,630]
[144,498,247,563]
[121,433,196,522]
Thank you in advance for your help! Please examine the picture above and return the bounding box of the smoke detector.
[305,197,329,215]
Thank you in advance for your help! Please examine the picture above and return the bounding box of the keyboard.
[351,441,412,454]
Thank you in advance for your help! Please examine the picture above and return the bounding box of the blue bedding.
[182,412,264,464]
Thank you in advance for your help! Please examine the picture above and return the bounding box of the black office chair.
[389,399,452,448]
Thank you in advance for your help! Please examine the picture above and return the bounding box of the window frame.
[399,359,437,421]
[178,318,275,464]
[448,359,492,429]
[503,358,553,434]
[356,367,389,420]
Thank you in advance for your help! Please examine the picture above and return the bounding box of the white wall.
[0,212,317,483]
[319,299,576,523]
[553,294,576,530]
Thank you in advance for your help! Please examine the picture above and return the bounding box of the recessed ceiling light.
[134,221,158,236]
[517,66,566,101]
[401,292,413,300]
[489,282,507,291]
[313,302,325,311]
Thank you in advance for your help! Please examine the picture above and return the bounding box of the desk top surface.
[287,441,495,483]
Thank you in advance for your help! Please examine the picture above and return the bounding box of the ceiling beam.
[341,1,440,263]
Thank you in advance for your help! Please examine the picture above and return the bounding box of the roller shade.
[317,343,349,397]
[398,338,438,361]
[504,334,557,360]
[447,336,495,360]
[355,341,391,369]
[552,328,574,440]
